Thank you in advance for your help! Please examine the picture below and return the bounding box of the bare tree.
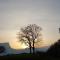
[28,24,42,54]
[18,24,42,54]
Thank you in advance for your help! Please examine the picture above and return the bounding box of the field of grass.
[0,53,60,60]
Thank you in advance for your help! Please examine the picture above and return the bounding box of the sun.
[21,43,28,49]
[10,39,28,49]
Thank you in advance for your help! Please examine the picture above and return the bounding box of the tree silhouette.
[47,39,60,57]
[18,24,42,54]
[0,46,5,53]
[59,28,60,33]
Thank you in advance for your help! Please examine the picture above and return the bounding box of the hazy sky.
[0,0,60,49]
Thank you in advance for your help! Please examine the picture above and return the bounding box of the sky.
[0,0,60,49]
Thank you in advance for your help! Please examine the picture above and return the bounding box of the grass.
[0,53,60,60]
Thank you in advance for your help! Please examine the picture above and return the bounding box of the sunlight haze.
[0,0,60,49]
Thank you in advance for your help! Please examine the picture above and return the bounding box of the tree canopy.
[18,24,42,53]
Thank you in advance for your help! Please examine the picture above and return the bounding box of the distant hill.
[11,46,50,54]
[0,42,50,55]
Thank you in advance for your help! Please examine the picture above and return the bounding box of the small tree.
[18,24,42,54]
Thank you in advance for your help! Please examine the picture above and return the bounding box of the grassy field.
[0,53,60,60]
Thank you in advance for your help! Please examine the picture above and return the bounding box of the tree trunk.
[27,37,32,54]
[29,43,31,54]
[33,40,35,54]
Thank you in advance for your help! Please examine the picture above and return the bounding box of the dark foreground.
[0,53,60,60]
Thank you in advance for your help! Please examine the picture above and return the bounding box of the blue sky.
[0,0,60,48]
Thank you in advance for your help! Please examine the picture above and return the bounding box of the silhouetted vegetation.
[0,41,60,60]
[18,24,42,54]
[59,28,60,33]
[0,26,60,59]
[47,39,60,57]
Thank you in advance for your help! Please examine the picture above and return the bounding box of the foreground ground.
[0,53,60,60]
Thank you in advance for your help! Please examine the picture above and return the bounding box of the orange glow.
[9,39,28,49]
